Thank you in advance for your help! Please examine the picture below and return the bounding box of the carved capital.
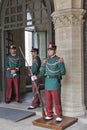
[51,9,86,28]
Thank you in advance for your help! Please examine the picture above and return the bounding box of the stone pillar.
[51,8,86,117]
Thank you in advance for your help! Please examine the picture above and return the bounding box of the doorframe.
[1,30,6,101]
[1,0,53,102]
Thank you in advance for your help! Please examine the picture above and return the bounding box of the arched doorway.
[1,0,53,102]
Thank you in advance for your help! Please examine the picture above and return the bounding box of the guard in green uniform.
[5,45,22,103]
[31,42,66,122]
[28,47,41,109]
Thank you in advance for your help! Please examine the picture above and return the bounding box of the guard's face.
[31,51,37,57]
[10,48,16,54]
[48,49,55,57]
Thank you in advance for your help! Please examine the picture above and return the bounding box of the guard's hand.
[11,70,16,74]
[7,68,11,73]
[31,75,37,81]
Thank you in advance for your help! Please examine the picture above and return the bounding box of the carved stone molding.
[51,9,86,28]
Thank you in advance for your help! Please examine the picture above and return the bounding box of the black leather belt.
[47,75,58,78]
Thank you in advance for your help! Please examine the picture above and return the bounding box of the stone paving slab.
[0,91,86,130]
[0,107,35,122]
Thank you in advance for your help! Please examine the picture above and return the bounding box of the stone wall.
[0,2,1,90]
[84,0,87,109]
[0,30,2,91]
[53,0,83,10]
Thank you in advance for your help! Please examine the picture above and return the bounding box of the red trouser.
[31,83,40,107]
[45,90,61,117]
[6,78,20,101]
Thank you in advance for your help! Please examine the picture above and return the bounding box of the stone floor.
[0,90,87,130]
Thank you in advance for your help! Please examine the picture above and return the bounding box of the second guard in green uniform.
[28,47,41,109]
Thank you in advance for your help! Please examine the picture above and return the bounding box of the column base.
[62,105,86,117]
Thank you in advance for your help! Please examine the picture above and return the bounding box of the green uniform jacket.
[5,54,22,78]
[38,56,66,90]
[31,56,41,75]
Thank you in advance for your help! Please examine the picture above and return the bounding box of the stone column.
[51,9,86,117]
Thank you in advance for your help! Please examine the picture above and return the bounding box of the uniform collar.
[11,54,16,56]
[50,54,56,59]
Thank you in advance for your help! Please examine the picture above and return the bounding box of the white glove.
[31,75,37,81]
[13,73,17,77]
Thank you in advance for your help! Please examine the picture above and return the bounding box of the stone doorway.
[1,0,53,102]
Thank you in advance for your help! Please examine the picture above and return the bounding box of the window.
[25,31,32,66]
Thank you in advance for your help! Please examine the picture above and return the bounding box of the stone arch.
[1,0,52,33]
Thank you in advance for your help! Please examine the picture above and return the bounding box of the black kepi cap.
[10,45,16,49]
[31,47,38,52]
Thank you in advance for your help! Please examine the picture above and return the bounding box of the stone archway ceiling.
[1,0,52,31]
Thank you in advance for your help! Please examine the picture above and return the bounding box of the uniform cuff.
[15,68,19,72]
[7,68,11,73]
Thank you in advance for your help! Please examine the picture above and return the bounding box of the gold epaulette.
[57,56,64,62]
